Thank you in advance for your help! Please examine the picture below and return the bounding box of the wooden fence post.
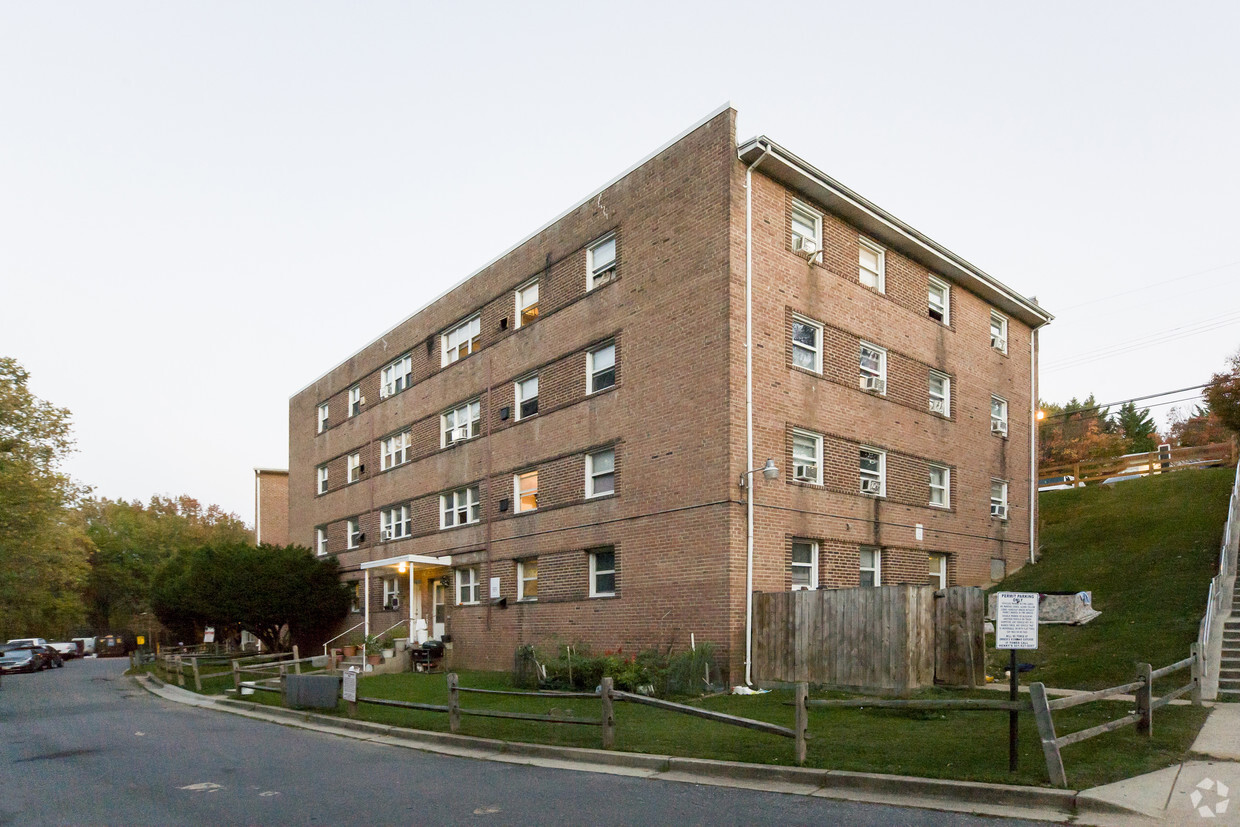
[1191,643,1204,706]
[293,645,301,675]
[1029,683,1067,788]
[795,682,808,766]
[600,677,615,749]
[176,655,185,687]
[447,673,460,733]
[1136,663,1152,737]
[192,658,202,692]
[232,660,241,693]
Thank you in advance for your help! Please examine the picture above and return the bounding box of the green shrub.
[528,642,715,697]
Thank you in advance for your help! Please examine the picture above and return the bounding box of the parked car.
[6,637,48,648]
[48,642,78,660]
[72,637,96,656]
[0,645,50,673]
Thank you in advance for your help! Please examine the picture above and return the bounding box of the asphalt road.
[0,658,1047,826]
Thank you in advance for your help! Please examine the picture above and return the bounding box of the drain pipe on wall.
[1029,319,1044,565]
[743,142,770,686]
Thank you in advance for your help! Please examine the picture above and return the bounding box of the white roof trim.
[360,553,452,570]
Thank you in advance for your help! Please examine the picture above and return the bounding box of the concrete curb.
[134,674,1136,821]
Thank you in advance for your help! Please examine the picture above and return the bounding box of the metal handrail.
[365,619,409,660]
[1199,459,1240,680]
[322,621,365,658]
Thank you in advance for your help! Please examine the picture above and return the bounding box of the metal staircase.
[1221,587,1240,698]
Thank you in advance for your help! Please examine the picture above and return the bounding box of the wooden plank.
[794,682,808,766]
[613,691,794,738]
[1054,713,1143,748]
[462,708,602,726]
[1151,681,1195,710]
[1150,656,1194,680]
[806,698,1029,711]
[1029,683,1067,788]
[1046,681,1146,710]
[458,687,600,698]
[600,677,615,748]
[1135,663,1152,736]
[358,696,451,713]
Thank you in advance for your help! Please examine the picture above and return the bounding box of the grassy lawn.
[991,468,1232,691]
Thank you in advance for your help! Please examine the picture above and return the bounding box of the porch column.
[408,565,415,629]
[363,569,370,640]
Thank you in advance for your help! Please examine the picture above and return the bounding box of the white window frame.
[587,342,616,394]
[991,395,1009,438]
[455,566,479,605]
[791,314,823,374]
[859,447,886,497]
[991,480,1009,520]
[791,539,818,591]
[347,452,362,483]
[587,234,617,291]
[350,582,361,613]
[317,465,329,495]
[517,559,538,602]
[317,403,329,434]
[586,449,615,498]
[380,505,411,541]
[380,430,411,470]
[515,374,539,420]
[791,429,823,485]
[383,577,399,610]
[859,342,887,394]
[928,552,948,590]
[441,315,481,367]
[515,279,539,328]
[380,354,413,398]
[589,548,616,597]
[514,471,538,513]
[929,370,951,417]
[441,400,481,447]
[859,546,881,587]
[315,526,328,556]
[348,385,362,417]
[347,518,361,549]
[858,237,886,293]
[790,199,822,255]
[990,312,1009,353]
[440,486,480,529]
[929,464,950,509]
[928,276,950,324]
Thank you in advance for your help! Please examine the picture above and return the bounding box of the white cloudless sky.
[3,1,1238,525]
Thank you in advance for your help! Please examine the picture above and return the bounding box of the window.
[929,371,951,416]
[442,400,481,447]
[586,449,615,498]
[859,343,887,394]
[349,385,362,417]
[315,527,328,556]
[792,429,822,484]
[317,403,329,434]
[516,375,539,419]
[589,548,616,597]
[456,567,479,605]
[517,559,538,601]
[587,235,616,290]
[317,465,329,495]
[929,464,950,508]
[791,539,818,591]
[441,316,481,367]
[347,518,362,549]
[515,471,538,513]
[380,505,411,540]
[928,277,950,324]
[515,280,539,328]
[348,452,362,483]
[441,486,480,529]
[859,448,885,496]
[790,199,821,254]
[350,582,361,613]
[990,312,1008,353]
[991,396,1009,437]
[381,430,411,470]
[380,354,413,398]
[791,315,822,373]
[928,553,948,590]
[383,578,399,611]
[859,546,881,587]
[991,480,1009,520]
[858,237,885,292]
[588,342,616,393]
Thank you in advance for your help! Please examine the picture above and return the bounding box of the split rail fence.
[1038,440,1235,489]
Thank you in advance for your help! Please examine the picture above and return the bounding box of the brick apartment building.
[288,105,1052,682]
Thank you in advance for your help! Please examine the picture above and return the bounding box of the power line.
[1038,378,1236,421]
[1043,309,1240,372]
[1058,260,1240,311]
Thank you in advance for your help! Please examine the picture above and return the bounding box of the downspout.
[1029,322,1043,564]
[743,143,771,686]
[363,569,370,643]
[254,470,261,545]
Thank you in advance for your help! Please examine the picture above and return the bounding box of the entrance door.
[432,582,446,639]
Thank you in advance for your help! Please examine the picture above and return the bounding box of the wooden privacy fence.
[1029,645,1203,788]
[1039,440,1236,489]
[753,585,984,692]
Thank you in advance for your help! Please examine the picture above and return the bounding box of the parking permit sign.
[995,592,1039,650]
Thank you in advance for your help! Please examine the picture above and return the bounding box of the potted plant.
[379,634,396,660]
[341,636,360,658]
[363,633,383,665]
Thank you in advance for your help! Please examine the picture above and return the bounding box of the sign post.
[342,666,359,718]
[994,591,1039,772]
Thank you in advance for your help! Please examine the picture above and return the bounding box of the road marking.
[134,732,145,736]
[179,782,224,792]
[473,806,501,815]
[259,791,280,797]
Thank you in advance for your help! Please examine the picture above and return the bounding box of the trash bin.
[284,674,342,710]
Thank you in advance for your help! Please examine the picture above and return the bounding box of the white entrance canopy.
[358,554,452,643]
[360,553,452,570]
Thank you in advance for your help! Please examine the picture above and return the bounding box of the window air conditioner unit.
[793,237,818,257]
[991,335,1006,351]
[991,503,1008,519]
[860,376,886,394]
[387,596,400,610]
[861,479,882,494]
[452,426,469,442]
[991,419,1008,436]
[380,528,392,541]
[929,399,946,415]
[793,463,817,482]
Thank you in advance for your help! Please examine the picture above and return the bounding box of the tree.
[1038,394,1125,465]
[152,542,351,651]
[1114,401,1158,453]
[1204,348,1240,433]
[1167,403,1232,447]
[0,358,90,640]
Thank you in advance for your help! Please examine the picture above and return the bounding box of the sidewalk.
[135,673,1239,825]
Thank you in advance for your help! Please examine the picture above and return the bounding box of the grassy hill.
[991,467,1233,690]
